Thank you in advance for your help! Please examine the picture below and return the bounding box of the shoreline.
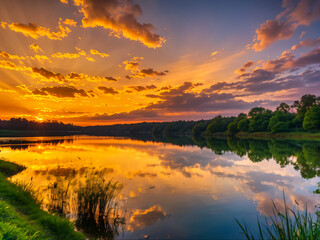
[0,160,85,240]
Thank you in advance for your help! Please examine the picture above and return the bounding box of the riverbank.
[235,131,320,140]
[205,131,320,140]
[0,160,85,240]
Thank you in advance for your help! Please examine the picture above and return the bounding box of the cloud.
[66,72,118,82]
[210,51,219,57]
[123,57,142,70]
[0,50,25,60]
[62,18,77,26]
[291,37,320,50]
[97,86,118,95]
[253,0,320,51]
[87,82,262,122]
[123,57,167,79]
[126,68,167,79]
[32,67,65,82]
[71,0,165,48]
[0,60,19,70]
[29,43,44,53]
[32,86,91,98]
[90,49,110,58]
[288,0,320,26]
[253,19,296,51]
[235,60,254,73]
[128,205,167,232]
[129,85,157,92]
[51,52,80,59]
[292,46,320,67]
[3,21,71,40]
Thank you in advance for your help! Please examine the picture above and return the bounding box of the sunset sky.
[0,0,320,125]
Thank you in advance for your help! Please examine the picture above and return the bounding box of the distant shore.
[206,131,320,141]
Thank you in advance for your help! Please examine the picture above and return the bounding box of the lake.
[0,135,319,239]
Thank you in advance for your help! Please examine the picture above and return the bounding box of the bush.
[271,122,290,133]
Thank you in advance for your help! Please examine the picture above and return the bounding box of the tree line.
[1,94,319,137]
[0,118,80,132]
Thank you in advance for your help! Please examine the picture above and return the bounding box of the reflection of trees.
[190,136,320,180]
[206,137,230,155]
[46,170,125,240]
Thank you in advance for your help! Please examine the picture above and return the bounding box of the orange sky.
[0,0,320,126]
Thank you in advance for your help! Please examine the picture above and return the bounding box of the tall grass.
[0,159,85,240]
[236,192,320,240]
[46,169,125,239]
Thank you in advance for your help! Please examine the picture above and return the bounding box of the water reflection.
[0,135,319,239]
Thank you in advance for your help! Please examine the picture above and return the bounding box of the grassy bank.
[205,131,320,140]
[0,160,85,240]
[235,131,320,140]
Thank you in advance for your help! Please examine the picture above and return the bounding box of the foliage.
[276,102,290,113]
[303,105,320,131]
[238,119,250,132]
[291,94,318,119]
[249,110,273,132]
[0,160,84,240]
[227,122,238,135]
[206,116,235,134]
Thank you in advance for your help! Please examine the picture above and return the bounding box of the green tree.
[192,121,208,136]
[227,122,238,135]
[238,118,250,132]
[268,111,295,133]
[248,107,266,117]
[249,110,272,132]
[291,94,317,119]
[206,116,234,134]
[276,103,290,113]
[303,105,320,130]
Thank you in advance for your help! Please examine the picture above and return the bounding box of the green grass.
[0,159,85,240]
[236,193,320,239]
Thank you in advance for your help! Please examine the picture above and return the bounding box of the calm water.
[0,135,320,239]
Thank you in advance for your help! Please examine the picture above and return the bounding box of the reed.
[236,192,320,240]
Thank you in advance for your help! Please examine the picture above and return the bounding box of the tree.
[276,103,290,113]
[192,121,208,136]
[238,119,250,132]
[268,111,295,132]
[206,116,235,134]
[303,105,320,130]
[291,94,317,119]
[249,110,272,132]
[227,122,238,135]
[248,107,266,117]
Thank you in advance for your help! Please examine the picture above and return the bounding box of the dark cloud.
[97,86,118,95]
[32,67,65,82]
[32,86,90,98]
[127,68,167,79]
[88,82,262,122]
[291,37,320,50]
[104,76,117,81]
[129,85,157,92]
[236,60,255,73]
[292,46,320,67]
